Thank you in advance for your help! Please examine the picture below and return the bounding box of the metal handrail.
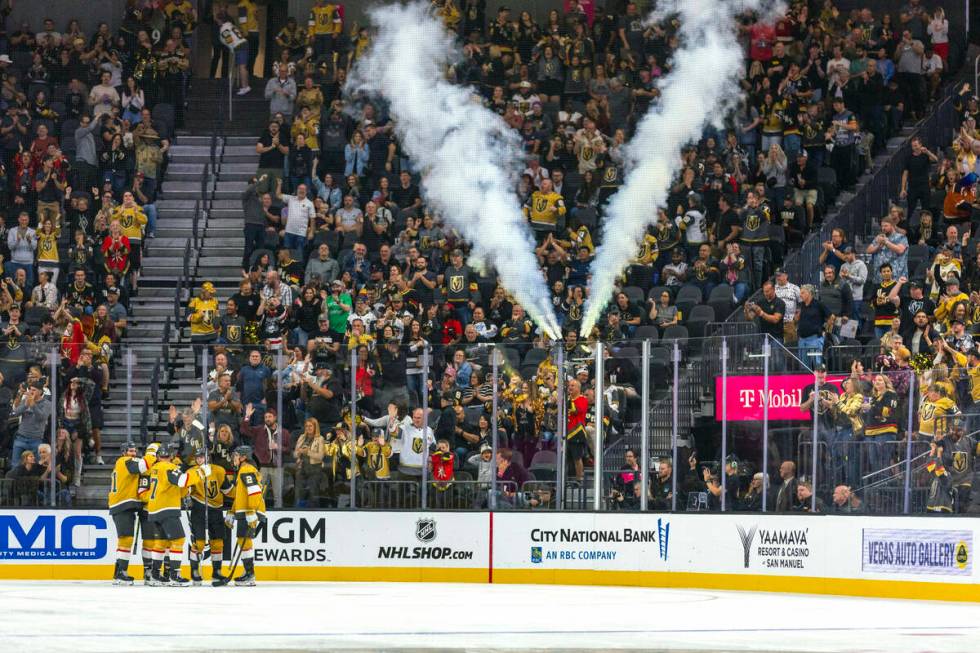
[192,198,200,251]
[182,238,191,284]
[161,316,171,365]
[138,397,149,447]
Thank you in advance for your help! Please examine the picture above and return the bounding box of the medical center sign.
[715,374,845,421]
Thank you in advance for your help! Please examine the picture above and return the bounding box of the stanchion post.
[421,343,430,510]
[593,342,604,511]
[349,348,357,510]
[640,340,650,512]
[721,339,728,512]
[490,348,499,511]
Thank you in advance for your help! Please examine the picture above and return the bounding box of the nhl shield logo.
[415,518,436,543]
[531,546,543,564]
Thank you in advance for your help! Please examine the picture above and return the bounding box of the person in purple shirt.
[496,448,530,507]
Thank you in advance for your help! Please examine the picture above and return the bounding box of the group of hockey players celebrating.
[106,440,265,586]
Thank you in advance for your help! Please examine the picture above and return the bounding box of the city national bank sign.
[529,520,670,565]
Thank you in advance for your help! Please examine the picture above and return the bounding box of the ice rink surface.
[1,580,979,652]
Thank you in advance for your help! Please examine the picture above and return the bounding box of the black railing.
[138,397,150,447]
[192,198,200,251]
[161,316,172,363]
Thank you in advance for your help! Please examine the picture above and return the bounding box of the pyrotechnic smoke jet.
[348,2,560,338]
[580,0,782,336]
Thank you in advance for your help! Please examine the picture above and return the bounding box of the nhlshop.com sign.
[862,529,972,576]
[714,374,845,421]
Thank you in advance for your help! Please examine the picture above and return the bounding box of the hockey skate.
[111,561,134,586]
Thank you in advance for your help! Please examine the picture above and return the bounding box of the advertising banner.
[493,513,672,572]
[861,528,973,577]
[0,510,487,571]
[714,374,845,422]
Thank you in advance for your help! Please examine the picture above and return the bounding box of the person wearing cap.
[443,248,479,325]
[789,148,819,227]
[795,284,831,367]
[676,191,707,261]
[188,281,219,346]
[867,217,909,284]
[935,274,968,327]
[839,246,868,325]
[771,267,800,344]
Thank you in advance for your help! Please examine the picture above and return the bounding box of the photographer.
[743,280,786,366]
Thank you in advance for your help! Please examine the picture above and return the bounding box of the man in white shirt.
[89,71,120,117]
[397,407,435,479]
[275,180,315,253]
[773,268,801,346]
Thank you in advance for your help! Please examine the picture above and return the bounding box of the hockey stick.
[213,520,242,587]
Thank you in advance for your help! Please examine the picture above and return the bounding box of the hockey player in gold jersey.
[146,444,197,586]
[187,448,233,585]
[216,445,266,586]
[107,442,148,584]
[136,442,160,583]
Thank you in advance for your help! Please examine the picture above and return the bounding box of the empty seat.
[686,304,716,339]
[633,325,659,345]
[662,325,689,357]
[707,285,735,321]
[522,347,548,369]
[622,285,644,305]
[675,285,703,320]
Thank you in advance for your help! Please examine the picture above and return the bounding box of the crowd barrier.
[0,509,976,602]
[2,334,975,518]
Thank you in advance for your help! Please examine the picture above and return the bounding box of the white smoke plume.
[580,0,782,336]
[347,2,560,339]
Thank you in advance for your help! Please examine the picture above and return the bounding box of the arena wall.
[0,509,977,601]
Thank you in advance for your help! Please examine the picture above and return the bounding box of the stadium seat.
[622,285,644,305]
[648,285,670,302]
[522,348,548,369]
[152,103,176,139]
[662,325,689,357]
[707,285,735,321]
[686,304,715,339]
[625,264,652,290]
[675,285,703,320]
[906,244,929,273]
[633,325,659,345]
[464,404,484,424]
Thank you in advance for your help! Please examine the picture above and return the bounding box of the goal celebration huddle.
[106,441,266,587]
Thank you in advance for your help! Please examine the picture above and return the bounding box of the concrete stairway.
[83,125,260,489]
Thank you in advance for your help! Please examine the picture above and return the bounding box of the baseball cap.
[814,363,827,372]
[107,286,120,295]
[480,443,493,453]
[519,81,531,88]
[774,268,788,276]
[946,276,961,286]
[842,246,855,254]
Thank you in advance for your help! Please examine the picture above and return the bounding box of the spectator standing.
[839,247,868,324]
[275,179,315,253]
[10,382,51,464]
[866,218,909,283]
[795,285,831,366]
[744,281,786,366]
[900,136,938,217]
[265,67,297,119]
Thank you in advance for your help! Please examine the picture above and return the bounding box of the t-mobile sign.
[714,374,845,422]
